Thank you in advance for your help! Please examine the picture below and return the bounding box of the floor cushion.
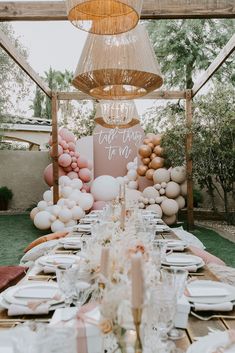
[24,231,69,253]
[0,266,27,293]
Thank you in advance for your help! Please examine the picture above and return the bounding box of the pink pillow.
[189,246,225,266]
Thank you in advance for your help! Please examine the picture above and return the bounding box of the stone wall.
[0,150,50,210]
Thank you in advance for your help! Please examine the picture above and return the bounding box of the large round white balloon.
[59,175,71,186]
[43,190,53,203]
[163,214,177,225]
[61,186,73,198]
[146,204,163,218]
[58,208,73,222]
[78,193,94,211]
[161,199,179,216]
[91,175,119,201]
[175,195,186,209]
[171,166,186,184]
[30,207,39,221]
[143,187,159,199]
[165,181,180,198]
[180,181,187,196]
[70,178,83,190]
[71,206,84,220]
[153,168,171,184]
[51,219,65,232]
[37,200,48,211]
[34,211,51,230]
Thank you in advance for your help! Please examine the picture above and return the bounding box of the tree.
[146,19,235,89]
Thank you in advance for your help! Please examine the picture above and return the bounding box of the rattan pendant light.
[65,0,143,35]
[95,100,139,128]
[72,24,163,100]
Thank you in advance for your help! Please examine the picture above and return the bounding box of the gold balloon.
[137,165,148,176]
[142,157,150,165]
[146,168,155,180]
[154,145,164,156]
[150,157,164,169]
[148,142,154,150]
[152,134,162,146]
[138,145,152,158]
[150,152,157,160]
[143,138,151,145]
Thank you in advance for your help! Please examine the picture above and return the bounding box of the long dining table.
[0,226,234,353]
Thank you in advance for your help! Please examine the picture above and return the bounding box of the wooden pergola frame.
[1,1,235,229]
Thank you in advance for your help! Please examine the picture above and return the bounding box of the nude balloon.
[68,142,75,151]
[58,153,72,168]
[64,166,73,172]
[77,157,88,169]
[79,168,92,182]
[67,171,79,180]
[44,164,65,186]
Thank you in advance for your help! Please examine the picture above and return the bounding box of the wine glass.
[56,266,78,307]
[74,269,92,308]
[161,267,188,340]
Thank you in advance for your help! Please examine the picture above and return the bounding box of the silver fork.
[191,311,235,321]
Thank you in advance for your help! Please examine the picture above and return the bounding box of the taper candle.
[131,253,144,309]
[100,246,110,278]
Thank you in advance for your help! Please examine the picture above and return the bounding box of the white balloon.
[61,186,73,198]
[58,208,73,222]
[123,176,129,184]
[57,198,66,206]
[48,201,53,206]
[159,188,165,195]
[68,190,82,203]
[143,187,159,199]
[153,168,171,184]
[65,220,77,228]
[51,219,65,232]
[34,211,51,230]
[116,177,125,185]
[180,181,187,196]
[163,214,177,226]
[50,215,56,222]
[146,204,163,218]
[71,206,84,220]
[143,198,149,205]
[126,189,142,202]
[66,200,76,209]
[161,199,179,216]
[127,162,136,170]
[139,202,145,209]
[37,200,48,211]
[175,195,186,209]
[51,205,61,216]
[161,182,167,189]
[45,206,53,213]
[171,166,186,184]
[78,193,94,211]
[128,181,138,189]
[127,170,137,181]
[71,178,83,190]
[149,198,155,204]
[91,175,119,202]
[154,184,161,190]
[43,190,53,202]
[59,175,71,186]
[165,181,180,198]
[30,207,39,221]
[155,197,162,204]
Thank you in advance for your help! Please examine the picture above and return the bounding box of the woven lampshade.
[94,101,139,128]
[72,24,163,100]
[65,0,143,35]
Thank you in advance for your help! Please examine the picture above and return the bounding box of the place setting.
[161,253,205,272]
[35,254,80,273]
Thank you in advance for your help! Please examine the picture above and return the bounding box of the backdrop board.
[93,123,144,178]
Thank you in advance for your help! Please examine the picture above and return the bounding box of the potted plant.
[0,186,13,210]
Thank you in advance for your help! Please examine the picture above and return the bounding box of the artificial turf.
[0,214,234,267]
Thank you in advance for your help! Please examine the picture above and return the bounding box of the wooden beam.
[0,29,52,97]
[192,33,235,97]
[57,90,186,101]
[185,89,194,230]
[1,1,235,21]
[51,92,59,204]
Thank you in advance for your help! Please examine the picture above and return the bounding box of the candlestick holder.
[132,308,142,353]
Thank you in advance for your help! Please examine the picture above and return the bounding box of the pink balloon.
[82,183,90,193]
[58,153,72,168]
[67,171,78,180]
[65,131,76,143]
[68,142,75,151]
[74,152,80,158]
[44,163,65,186]
[71,162,77,169]
[74,167,80,172]
[77,156,88,169]
[64,166,72,172]
[69,151,75,157]
[92,201,106,211]
[61,140,67,149]
[79,168,92,182]
[59,127,69,139]
[64,149,70,153]
[49,144,63,157]
[72,157,77,163]
[87,160,93,170]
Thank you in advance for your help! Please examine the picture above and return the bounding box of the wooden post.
[185,89,194,229]
[51,92,59,204]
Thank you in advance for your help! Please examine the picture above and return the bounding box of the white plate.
[162,254,202,266]
[161,239,188,250]
[75,224,91,232]
[187,331,235,353]
[59,237,81,249]
[186,280,235,304]
[2,282,63,307]
[36,254,79,269]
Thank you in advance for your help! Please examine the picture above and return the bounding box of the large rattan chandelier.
[65,0,143,35]
[72,24,163,100]
[95,100,139,128]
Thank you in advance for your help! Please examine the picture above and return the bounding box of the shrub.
[0,186,13,210]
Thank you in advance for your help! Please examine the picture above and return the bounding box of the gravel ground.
[195,220,235,243]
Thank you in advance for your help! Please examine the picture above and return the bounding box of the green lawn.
[0,214,234,267]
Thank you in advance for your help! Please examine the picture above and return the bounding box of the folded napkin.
[193,301,233,311]
[64,244,80,250]
[8,303,50,316]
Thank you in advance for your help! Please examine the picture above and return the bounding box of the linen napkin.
[8,303,50,316]
[193,301,233,311]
